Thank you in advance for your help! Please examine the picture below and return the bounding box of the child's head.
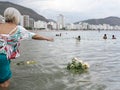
[4,7,21,24]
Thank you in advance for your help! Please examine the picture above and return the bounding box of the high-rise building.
[0,15,5,23]
[29,18,34,28]
[23,15,29,27]
[57,14,64,30]
[20,15,24,26]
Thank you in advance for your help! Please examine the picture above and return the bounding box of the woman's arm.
[32,34,54,41]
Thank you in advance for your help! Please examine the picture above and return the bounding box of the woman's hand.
[46,37,54,42]
[32,34,54,42]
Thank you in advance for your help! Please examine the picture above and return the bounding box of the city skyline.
[1,0,120,23]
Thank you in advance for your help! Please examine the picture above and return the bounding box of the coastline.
[28,29,120,32]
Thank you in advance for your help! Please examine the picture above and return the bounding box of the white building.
[34,20,47,30]
[47,21,57,30]
[57,14,65,30]
[0,15,5,23]
[23,15,29,27]
[29,18,34,29]
[20,15,24,26]
[65,23,72,30]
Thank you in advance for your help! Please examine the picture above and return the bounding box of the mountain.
[75,16,120,26]
[0,1,48,22]
[47,19,56,23]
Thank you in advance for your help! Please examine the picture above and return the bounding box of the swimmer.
[103,34,107,39]
[112,35,116,39]
[76,35,81,40]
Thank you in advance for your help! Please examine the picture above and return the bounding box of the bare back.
[0,23,17,35]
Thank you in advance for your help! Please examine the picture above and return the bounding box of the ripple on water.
[9,31,120,90]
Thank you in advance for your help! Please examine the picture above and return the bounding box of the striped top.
[0,25,35,59]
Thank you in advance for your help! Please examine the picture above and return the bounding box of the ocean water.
[9,30,120,90]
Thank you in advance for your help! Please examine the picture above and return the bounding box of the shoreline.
[28,29,120,32]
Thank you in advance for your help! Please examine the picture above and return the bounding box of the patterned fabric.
[0,25,35,59]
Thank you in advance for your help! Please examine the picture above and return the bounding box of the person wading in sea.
[0,7,54,90]
[103,34,107,39]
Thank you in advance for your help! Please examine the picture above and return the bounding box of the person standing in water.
[112,35,116,39]
[0,7,54,89]
[103,34,107,39]
[76,35,81,40]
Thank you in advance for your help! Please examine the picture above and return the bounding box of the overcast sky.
[1,0,120,23]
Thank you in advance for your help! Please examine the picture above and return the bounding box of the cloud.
[2,0,120,13]
[2,0,120,23]
[20,0,98,12]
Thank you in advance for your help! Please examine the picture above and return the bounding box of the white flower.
[26,61,30,64]
[77,59,83,64]
[83,62,90,69]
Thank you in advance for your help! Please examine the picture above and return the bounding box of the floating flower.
[67,57,89,73]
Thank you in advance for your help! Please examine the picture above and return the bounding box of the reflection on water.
[9,30,120,90]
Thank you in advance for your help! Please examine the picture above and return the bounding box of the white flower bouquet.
[67,57,89,73]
